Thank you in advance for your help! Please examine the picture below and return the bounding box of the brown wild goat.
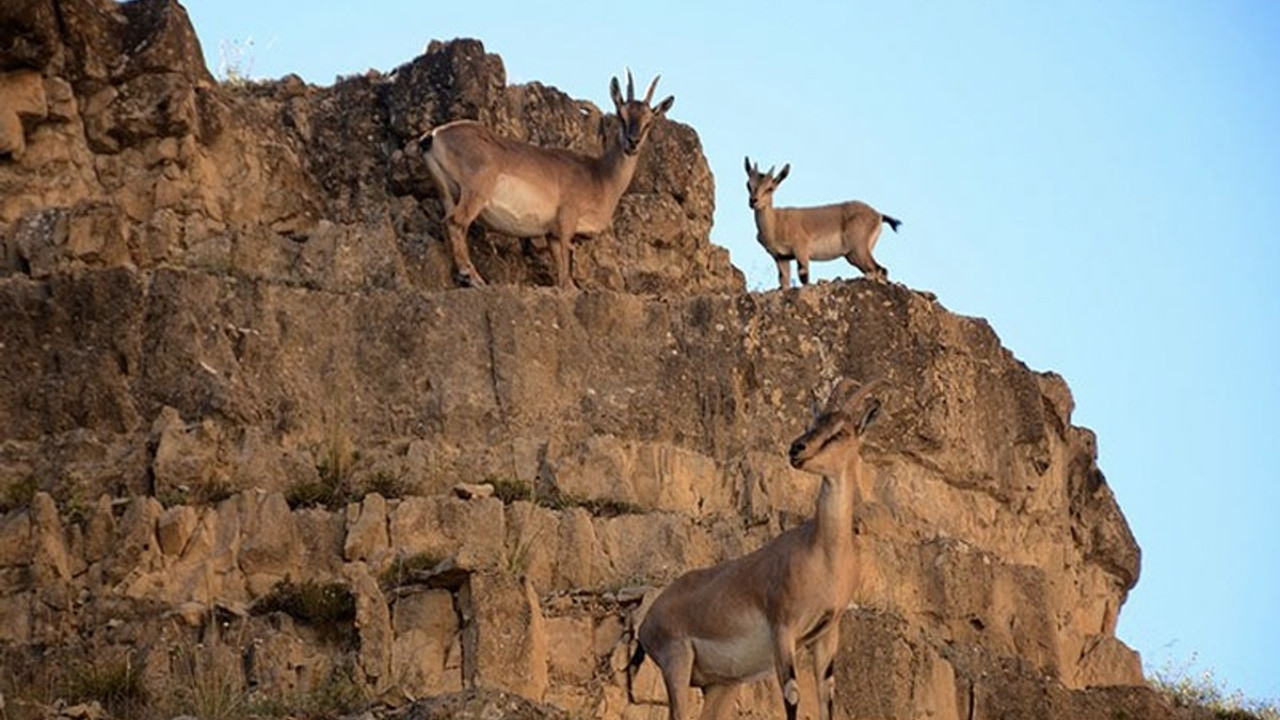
[419,71,674,287]
[630,378,884,720]
[745,158,901,288]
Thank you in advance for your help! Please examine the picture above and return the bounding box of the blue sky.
[185,0,1280,700]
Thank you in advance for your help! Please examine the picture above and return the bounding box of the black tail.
[882,214,902,233]
[627,642,647,671]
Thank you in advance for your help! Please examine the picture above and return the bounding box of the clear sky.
[184,0,1280,701]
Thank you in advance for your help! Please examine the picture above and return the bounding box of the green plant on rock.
[217,37,257,86]
[488,476,532,504]
[158,638,248,720]
[505,524,545,576]
[287,440,356,510]
[63,653,148,719]
[1148,655,1279,720]
[379,551,447,591]
[302,663,368,718]
[0,476,39,514]
[252,577,357,644]
[363,469,411,499]
[533,484,643,517]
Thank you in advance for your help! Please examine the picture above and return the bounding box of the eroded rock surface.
[0,2,1174,720]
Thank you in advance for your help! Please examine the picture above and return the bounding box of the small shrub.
[303,663,368,717]
[64,654,148,718]
[218,37,256,85]
[285,476,346,510]
[157,478,237,508]
[489,476,532,504]
[0,476,40,513]
[0,646,58,720]
[574,496,645,518]
[287,435,391,510]
[1148,655,1280,720]
[287,459,353,511]
[364,469,411,499]
[253,578,356,643]
[159,640,248,720]
[379,551,446,590]
[532,485,643,517]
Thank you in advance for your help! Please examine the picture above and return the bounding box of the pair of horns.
[623,68,661,104]
[824,377,885,412]
[744,157,778,177]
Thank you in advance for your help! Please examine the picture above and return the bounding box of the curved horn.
[643,74,661,105]
[626,68,635,102]
[829,377,885,415]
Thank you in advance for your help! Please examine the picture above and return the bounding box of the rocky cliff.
[0,2,1189,719]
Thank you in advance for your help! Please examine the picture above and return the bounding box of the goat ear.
[855,397,881,436]
[744,156,753,175]
[610,77,625,109]
[654,95,675,115]
[776,164,791,183]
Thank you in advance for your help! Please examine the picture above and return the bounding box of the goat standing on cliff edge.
[418,71,674,288]
[630,378,883,720]
[746,157,902,288]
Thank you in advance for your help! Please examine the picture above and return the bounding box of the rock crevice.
[0,2,1170,719]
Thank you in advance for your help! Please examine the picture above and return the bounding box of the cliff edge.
[0,2,1186,719]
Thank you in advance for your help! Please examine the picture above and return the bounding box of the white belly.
[690,613,775,684]
[480,174,557,237]
[808,231,848,260]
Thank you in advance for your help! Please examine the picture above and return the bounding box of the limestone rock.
[0,510,31,568]
[0,0,63,72]
[402,689,571,720]
[391,588,463,698]
[28,492,71,586]
[461,572,548,701]
[345,562,393,688]
[156,504,196,556]
[0,1,1165,716]
[1074,634,1145,687]
[344,492,390,563]
[82,494,116,563]
[239,490,301,583]
[545,615,595,684]
[389,497,505,572]
[150,406,226,501]
[453,482,494,500]
[0,69,47,159]
[104,495,163,588]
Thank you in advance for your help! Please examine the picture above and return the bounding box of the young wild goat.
[745,157,901,288]
[418,71,674,288]
[630,378,884,720]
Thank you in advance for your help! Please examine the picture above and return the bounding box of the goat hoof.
[456,270,487,288]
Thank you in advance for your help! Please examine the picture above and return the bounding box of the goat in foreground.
[630,378,883,720]
[745,157,901,288]
[418,72,674,288]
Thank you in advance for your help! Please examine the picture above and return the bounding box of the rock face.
[0,0,738,295]
[0,2,1179,720]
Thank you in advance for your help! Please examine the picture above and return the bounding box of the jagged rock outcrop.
[0,2,1184,720]
[0,0,739,295]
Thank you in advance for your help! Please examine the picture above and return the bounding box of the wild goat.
[745,157,902,288]
[630,378,883,720]
[418,71,674,288]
